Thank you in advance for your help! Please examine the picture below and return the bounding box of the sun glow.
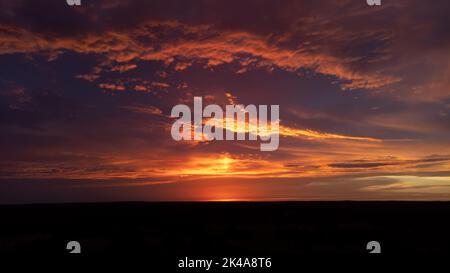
[175,155,237,176]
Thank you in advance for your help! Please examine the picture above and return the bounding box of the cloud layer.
[0,0,449,203]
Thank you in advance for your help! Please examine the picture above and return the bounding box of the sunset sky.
[1,0,450,203]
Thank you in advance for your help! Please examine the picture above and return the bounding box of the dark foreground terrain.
[1,202,449,269]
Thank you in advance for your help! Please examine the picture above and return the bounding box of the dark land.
[0,202,449,268]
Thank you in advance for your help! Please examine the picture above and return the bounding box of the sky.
[0,0,449,203]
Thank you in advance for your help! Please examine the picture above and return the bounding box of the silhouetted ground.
[0,202,449,269]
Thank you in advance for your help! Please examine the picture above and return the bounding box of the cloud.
[359,175,450,195]
[133,85,149,92]
[110,63,137,72]
[280,126,382,142]
[151,82,170,89]
[0,0,448,97]
[123,105,163,116]
[0,20,398,91]
[98,83,126,91]
[174,61,191,71]
[328,162,394,169]
[1,0,450,202]
[75,74,100,82]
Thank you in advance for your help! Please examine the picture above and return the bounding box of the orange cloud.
[134,85,148,92]
[0,22,400,91]
[110,63,137,72]
[123,105,163,116]
[151,82,170,89]
[98,83,126,91]
[279,126,382,142]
